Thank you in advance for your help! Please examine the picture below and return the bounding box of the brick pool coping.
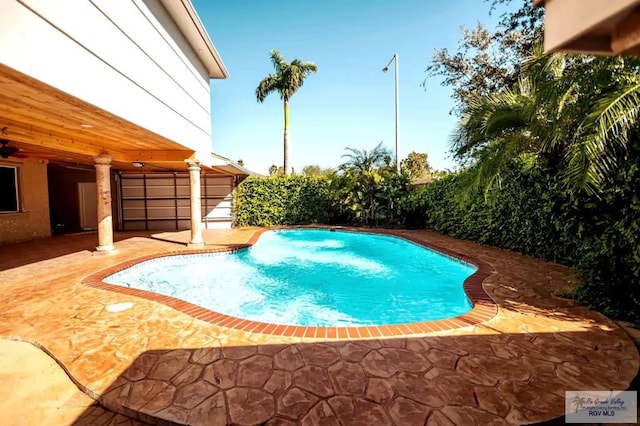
[82,227,497,338]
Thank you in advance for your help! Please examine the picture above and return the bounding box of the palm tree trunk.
[283,99,290,175]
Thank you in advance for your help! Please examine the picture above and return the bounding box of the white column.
[188,162,204,247]
[94,154,115,252]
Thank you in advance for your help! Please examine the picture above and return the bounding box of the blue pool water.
[105,229,475,326]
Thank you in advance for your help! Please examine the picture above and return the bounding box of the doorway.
[78,182,97,230]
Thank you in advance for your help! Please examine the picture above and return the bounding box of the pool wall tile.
[248,322,267,334]
[262,324,278,335]
[357,327,371,338]
[346,328,359,339]
[273,325,287,335]
[336,328,348,339]
[233,319,251,330]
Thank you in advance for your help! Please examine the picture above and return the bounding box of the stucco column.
[188,162,204,247]
[94,154,115,252]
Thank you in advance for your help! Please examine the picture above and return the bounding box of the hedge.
[404,161,640,322]
[234,175,334,227]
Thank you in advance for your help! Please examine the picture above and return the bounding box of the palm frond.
[582,81,640,145]
[456,131,534,201]
[281,61,318,99]
[451,77,538,163]
[270,50,287,73]
[255,75,279,102]
[522,45,565,82]
[339,142,390,173]
[258,51,318,102]
[566,80,640,192]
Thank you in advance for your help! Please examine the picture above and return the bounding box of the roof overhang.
[535,0,640,55]
[0,62,201,172]
[203,152,263,176]
[159,0,229,78]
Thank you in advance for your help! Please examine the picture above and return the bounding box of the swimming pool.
[104,229,476,327]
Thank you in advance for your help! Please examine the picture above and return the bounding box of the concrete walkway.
[0,228,637,425]
[0,339,145,425]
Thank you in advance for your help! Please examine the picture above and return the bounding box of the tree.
[425,0,640,322]
[401,152,431,178]
[301,165,334,177]
[336,142,409,225]
[424,1,543,113]
[256,50,317,175]
[452,46,640,195]
[338,141,391,173]
[424,0,640,195]
[269,164,283,177]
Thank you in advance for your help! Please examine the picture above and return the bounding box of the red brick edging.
[82,227,497,338]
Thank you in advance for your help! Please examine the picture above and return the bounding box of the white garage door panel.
[119,172,234,231]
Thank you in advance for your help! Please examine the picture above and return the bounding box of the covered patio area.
[1,0,249,249]
[0,228,637,425]
[0,62,248,249]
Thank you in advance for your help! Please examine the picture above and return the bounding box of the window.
[0,165,19,213]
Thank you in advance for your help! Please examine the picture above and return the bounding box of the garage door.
[118,172,234,231]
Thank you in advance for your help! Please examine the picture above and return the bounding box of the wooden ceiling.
[0,63,199,172]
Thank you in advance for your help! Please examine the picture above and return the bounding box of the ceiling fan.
[0,139,19,159]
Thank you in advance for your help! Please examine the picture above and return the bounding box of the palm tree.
[256,50,317,175]
[338,141,391,173]
[337,142,394,224]
[452,46,640,196]
[450,76,541,196]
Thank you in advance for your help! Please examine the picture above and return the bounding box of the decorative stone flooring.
[0,228,637,425]
[0,339,144,425]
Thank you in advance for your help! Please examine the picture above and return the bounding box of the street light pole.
[383,53,400,173]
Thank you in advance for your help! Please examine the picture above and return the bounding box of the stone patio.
[0,228,637,425]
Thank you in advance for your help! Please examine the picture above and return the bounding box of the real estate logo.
[565,390,637,423]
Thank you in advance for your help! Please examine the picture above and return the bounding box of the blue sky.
[192,0,515,175]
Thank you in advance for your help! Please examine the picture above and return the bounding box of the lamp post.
[382,53,400,173]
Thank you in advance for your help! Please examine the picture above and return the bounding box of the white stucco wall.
[0,0,213,154]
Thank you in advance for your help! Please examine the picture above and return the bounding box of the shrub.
[234,175,333,227]
[413,161,639,322]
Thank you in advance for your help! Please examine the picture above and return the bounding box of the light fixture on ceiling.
[132,161,145,168]
[0,139,19,159]
[79,123,93,128]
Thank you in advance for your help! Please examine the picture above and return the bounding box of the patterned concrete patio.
[0,228,637,425]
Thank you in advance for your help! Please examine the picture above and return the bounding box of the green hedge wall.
[234,176,334,227]
[412,166,580,265]
[405,161,640,322]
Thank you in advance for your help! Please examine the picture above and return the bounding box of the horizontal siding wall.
[119,172,233,231]
[0,0,212,151]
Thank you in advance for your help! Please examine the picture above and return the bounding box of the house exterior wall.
[542,0,640,53]
[0,0,213,156]
[0,159,50,243]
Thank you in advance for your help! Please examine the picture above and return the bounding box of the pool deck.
[0,227,637,425]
